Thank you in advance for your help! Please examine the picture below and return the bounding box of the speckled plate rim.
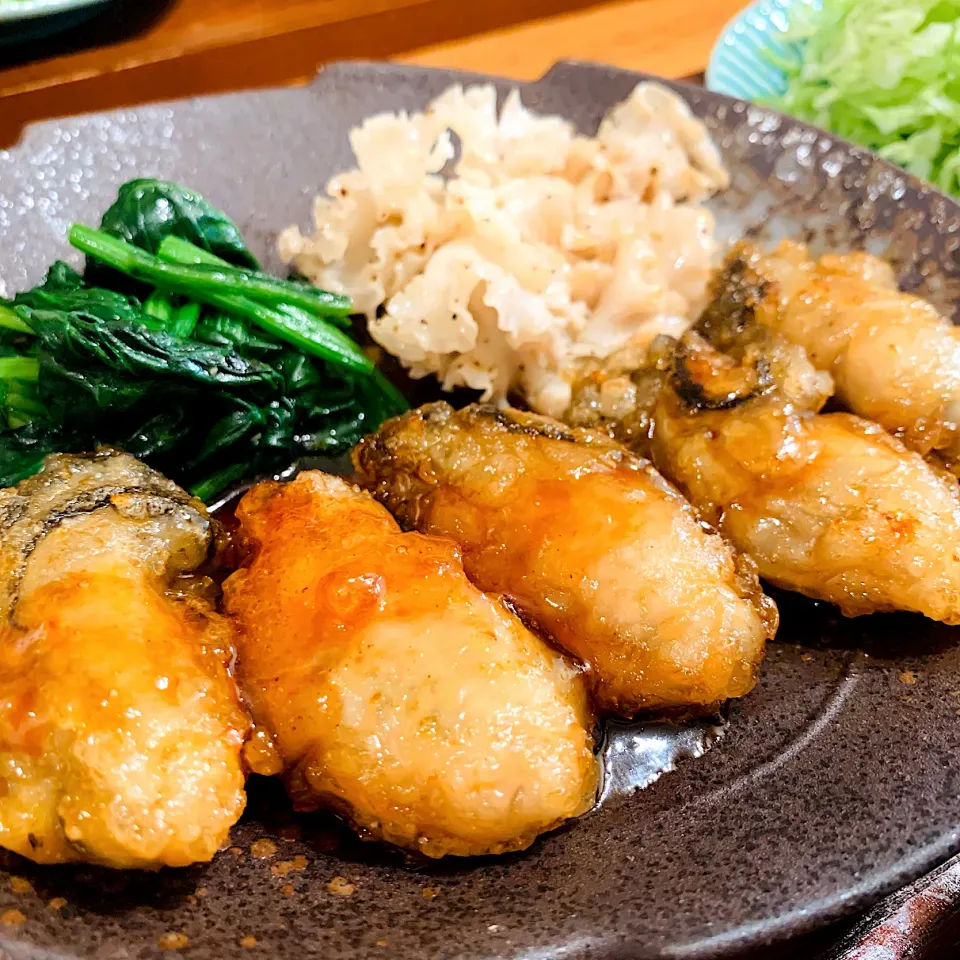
[1,59,960,960]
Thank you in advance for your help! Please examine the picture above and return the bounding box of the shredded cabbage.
[771,0,960,196]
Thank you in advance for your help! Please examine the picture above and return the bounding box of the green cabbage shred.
[771,0,960,196]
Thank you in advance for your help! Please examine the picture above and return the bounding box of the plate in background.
[1,60,960,960]
[706,0,818,100]
[0,0,111,44]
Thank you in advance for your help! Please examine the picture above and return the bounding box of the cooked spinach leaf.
[0,178,407,499]
[0,420,66,486]
[22,307,282,390]
[23,261,85,295]
[70,227,365,371]
[98,178,260,267]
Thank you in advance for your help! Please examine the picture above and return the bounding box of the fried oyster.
[223,472,599,858]
[573,258,960,622]
[355,403,776,716]
[739,240,960,472]
[0,450,249,868]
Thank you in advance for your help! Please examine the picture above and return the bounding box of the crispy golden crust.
[741,239,960,469]
[0,450,248,868]
[223,472,599,858]
[650,314,960,621]
[566,256,960,622]
[562,257,835,451]
[356,402,632,530]
[355,402,776,715]
[0,448,213,624]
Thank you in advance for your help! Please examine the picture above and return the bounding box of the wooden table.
[0,0,749,146]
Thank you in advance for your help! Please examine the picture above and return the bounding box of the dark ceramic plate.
[1,61,960,960]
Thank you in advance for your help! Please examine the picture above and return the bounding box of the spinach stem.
[188,461,251,503]
[72,226,352,317]
[143,290,175,323]
[5,411,31,429]
[4,390,45,416]
[159,240,403,402]
[369,365,408,416]
[72,227,369,372]
[0,357,40,380]
[0,304,34,334]
[159,236,351,330]
[203,289,372,373]
[162,236,403,411]
[169,302,201,339]
[157,235,227,266]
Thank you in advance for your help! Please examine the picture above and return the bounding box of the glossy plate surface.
[1,61,960,960]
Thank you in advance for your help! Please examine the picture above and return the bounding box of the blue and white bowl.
[706,0,819,101]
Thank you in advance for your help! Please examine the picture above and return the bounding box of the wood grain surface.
[403,0,748,81]
[0,0,749,145]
